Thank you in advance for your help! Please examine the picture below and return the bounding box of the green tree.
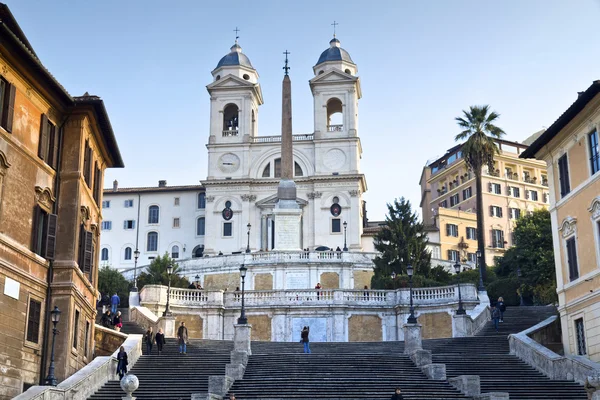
[136,252,190,290]
[455,105,506,280]
[495,209,556,305]
[371,198,431,289]
[98,266,131,307]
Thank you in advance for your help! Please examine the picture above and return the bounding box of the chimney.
[158,180,167,188]
[113,180,118,191]
[578,91,585,98]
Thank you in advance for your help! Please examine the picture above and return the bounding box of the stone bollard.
[421,364,446,380]
[233,324,252,355]
[120,374,139,400]
[453,313,473,337]
[474,393,510,400]
[410,349,432,368]
[207,376,234,399]
[230,350,249,366]
[449,375,481,397]
[226,363,245,380]
[403,323,423,355]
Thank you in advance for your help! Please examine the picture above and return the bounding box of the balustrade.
[327,124,343,132]
[222,130,239,137]
[252,134,314,143]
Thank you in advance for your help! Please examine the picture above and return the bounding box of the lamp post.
[195,274,200,288]
[133,249,140,291]
[406,265,417,324]
[476,249,485,291]
[454,261,466,315]
[238,264,248,324]
[246,223,251,253]
[163,262,173,317]
[44,306,61,386]
[343,221,348,252]
[517,267,524,306]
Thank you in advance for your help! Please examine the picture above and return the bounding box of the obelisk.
[273,51,302,251]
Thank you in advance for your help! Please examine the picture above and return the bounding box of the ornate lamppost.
[195,274,200,288]
[454,261,466,315]
[163,262,173,317]
[406,265,417,324]
[246,223,251,253]
[476,249,485,291]
[44,306,61,386]
[132,249,140,291]
[238,264,248,324]
[343,221,348,251]
[517,267,524,306]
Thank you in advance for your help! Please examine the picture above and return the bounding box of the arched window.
[148,205,159,224]
[271,158,303,178]
[198,192,206,209]
[262,163,271,177]
[274,158,282,178]
[197,217,205,236]
[172,245,179,259]
[147,232,158,252]
[294,162,303,177]
[193,245,204,258]
[124,247,132,260]
[101,248,109,261]
[223,104,239,132]
[326,98,343,132]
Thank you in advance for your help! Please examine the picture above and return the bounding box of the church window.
[318,70,324,75]
[147,231,158,252]
[124,247,132,260]
[197,192,206,209]
[225,200,232,208]
[171,245,179,259]
[294,162,303,177]
[223,104,239,132]
[326,98,343,132]
[216,75,221,80]
[197,217,206,236]
[148,205,159,224]
[274,158,282,178]
[223,222,233,237]
[193,245,204,258]
[243,74,250,80]
[331,218,341,233]
[262,163,271,177]
[332,196,340,204]
[344,69,351,74]
[101,248,108,261]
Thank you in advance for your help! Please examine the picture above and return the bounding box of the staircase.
[227,341,469,399]
[88,339,233,400]
[422,306,587,400]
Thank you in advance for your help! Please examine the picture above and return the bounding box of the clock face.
[218,153,240,173]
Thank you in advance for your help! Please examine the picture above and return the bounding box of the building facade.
[420,139,549,266]
[521,81,600,361]
[0,4,123,398]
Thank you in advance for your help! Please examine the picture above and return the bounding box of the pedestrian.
[363,285,370,300]
[177,322,188,354]
[229,394,236,400]
[116,346,128,380]
[111,292,120,314]
[113,311,123,332]
[497,297,506,322]
[391,387,404,400]
[301,326,310,354]
[315,282,322,300]
[101,293,110,314]
[491,305,500,332]
[144,327,155,355]
[155,328,166,355]
[188,282,196,289]
[101,310,112,328]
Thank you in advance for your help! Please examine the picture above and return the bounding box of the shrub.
[486,277,520,306]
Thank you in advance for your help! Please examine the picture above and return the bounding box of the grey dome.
[216,43,254,69]
[316,38,354,66]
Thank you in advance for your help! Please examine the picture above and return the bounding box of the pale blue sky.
[8,0,600,220]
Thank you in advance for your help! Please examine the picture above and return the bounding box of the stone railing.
[130,305,177,338]
[14,334,142,400]
[222,129,239,137]
[327,124,343,132]
[252,133,314,143]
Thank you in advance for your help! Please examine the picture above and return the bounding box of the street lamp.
[390,271,397,289]
[246,223,251,254]
[517,267,524,306]
[195,274,200,288]
[476,249,485,291]
[238,264,248,324]
[343,221,348,252]
[406,265,417,324]
[454,261,466,315]
[163,262,173,317]
[133,249,141,291]
[44,306,61,386]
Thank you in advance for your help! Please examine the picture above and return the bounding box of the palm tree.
[455,105,505,283]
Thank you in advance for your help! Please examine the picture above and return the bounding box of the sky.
[7,0,600,220]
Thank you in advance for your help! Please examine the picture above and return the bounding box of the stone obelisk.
[273,51,302,251]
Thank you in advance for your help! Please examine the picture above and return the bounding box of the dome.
[216,43,254,69]
[315,38,354,66]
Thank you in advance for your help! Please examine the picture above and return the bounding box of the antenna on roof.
[234,27,240,43]
[331,21,339,38]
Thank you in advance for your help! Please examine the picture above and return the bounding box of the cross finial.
[331,21,339,38]
[234,27,240,42]
[283,50,290,76]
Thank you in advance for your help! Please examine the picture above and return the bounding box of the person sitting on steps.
[391,387,404,400]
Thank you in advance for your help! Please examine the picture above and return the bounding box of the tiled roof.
[104,185,205,195]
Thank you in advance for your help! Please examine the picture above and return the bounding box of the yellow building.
[420,138,549,266]
[521,81,600,361]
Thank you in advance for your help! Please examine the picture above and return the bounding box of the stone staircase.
[227,341,468,399]
[422,306,587,400]
[87,339,233,400]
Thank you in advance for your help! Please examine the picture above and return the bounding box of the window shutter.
[31,205,41,251]
[488,183,492,192]
[498,207,503,218]
[446,224,450,236]
[38,114,49,161]
[4,83,15,132]
[491,230,496,248]
[489,206,494,217]
[500,230,505,248]
[507,187,511,196]
[44,214,58,260]
[83,230,93,276]
[50,126,59,170]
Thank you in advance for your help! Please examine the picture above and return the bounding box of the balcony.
[327,124,343,132]
[252,134,314,143]
[222,130,239,137]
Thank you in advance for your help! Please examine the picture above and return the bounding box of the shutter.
[489,206,494,217]
[446,224,450,236]
[50,126,59,170]
[83,230,93,276]
[44,214,58,260]
[4,83,15,132]
[38,114,49,160]
[507,187,511,196]
[488,183,492,192]
[31,205,41,252]
[500,230,505,248]
[123,220,127,229]
[498,207,503,218]
[491,230,496,248]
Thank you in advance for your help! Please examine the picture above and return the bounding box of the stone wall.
[254,273,273,290]
[204,272,240,291]
[248,315,271,341]
[348,315,382,342]
[353,270,373,289]
[175,314,204,339]
[421,312,452,339]
[94,325,127,357]
[320,272,339,289]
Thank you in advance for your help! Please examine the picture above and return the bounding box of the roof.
[362,220,385,235]
[521,80,600,159]
[316,38,354,66]
[104,184,205,195]
[216,43,253,69]
[0,3,37,58]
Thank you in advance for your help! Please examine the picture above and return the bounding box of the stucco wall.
[420,312,452,339]
[94,325,127,357]
[320,272,339,289]
[353,270,373,289]
[348,315,382,342]
[248,314,271,341]
[204,272,240,291]
[254,273,273,290]
[174,314,203,339]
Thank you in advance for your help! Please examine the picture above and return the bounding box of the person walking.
[491,305,500,332]
[113,311,123,332]
[497,297,506,322]
[144,327,155,355]
[155,328,166,355]
[110,292,120,314]
[177,322,188,354]
[101,293,110,314]
[101,310,112,328]
[301,326,310,354]
[116,346,128,380]
[391,387,404,400]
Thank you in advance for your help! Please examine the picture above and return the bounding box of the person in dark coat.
[144,327,155,355]
[116,346,128,379]
[491,305,500,332]
[177,322,188,354]
[155,328,166,355]
[301,326,310,354]
[101,311,112,328]
[391,387,404,400]
[113,311,123,332]
[497,297,506,322]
